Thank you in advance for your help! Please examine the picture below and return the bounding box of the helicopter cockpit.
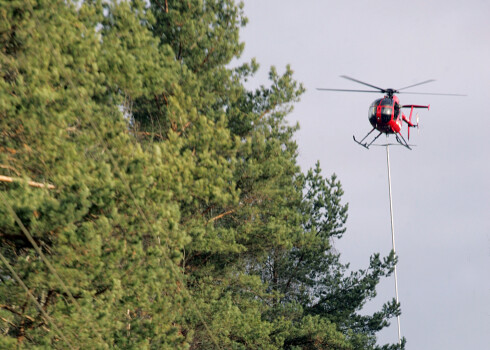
[368,98,394,126]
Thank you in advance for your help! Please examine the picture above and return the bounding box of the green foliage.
[0,0,404,349]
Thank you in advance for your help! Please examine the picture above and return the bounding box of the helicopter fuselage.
[368,95,402,134]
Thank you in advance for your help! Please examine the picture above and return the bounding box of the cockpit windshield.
[382,107,392,115]
[368,98,393,124]
[381,106,392,122]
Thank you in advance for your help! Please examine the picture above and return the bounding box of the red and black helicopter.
[317,76,465,150]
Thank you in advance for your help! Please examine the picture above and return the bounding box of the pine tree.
[1,0,405,348]
[1,1,188,347]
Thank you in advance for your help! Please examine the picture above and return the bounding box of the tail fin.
[408,106,414,140]
[405,106,424,140]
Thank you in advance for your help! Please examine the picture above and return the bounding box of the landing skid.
[395,133,412,150]
[353,129,413,150]
[353,128,382,149]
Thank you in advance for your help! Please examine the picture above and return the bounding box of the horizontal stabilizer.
[401,104,430,109]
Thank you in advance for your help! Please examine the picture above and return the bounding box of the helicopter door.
[394,102,400,120]
[368,100,380,127]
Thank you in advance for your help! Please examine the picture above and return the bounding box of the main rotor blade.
[399,91,467,96]
[397,79,436,91]
[340,75,386,92]
[316,88,382,93]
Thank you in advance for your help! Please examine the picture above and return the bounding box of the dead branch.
[135,131,165,140]
[0,305,35,322]
[0,315,17,328]
[0,232,44,249]
[0,164,20,176]
[208,209,236,223]
[0,175,54,189]
[200,47,215,68]
[155,0,168,13]
[65,127,78,133]
[180,121,191,135]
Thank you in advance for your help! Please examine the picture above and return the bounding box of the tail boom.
[401,104,428,139]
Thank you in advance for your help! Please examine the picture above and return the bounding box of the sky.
[235,0,490,348]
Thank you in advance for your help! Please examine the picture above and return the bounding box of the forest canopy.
[0,0,403,348]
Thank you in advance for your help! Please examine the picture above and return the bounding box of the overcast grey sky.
[236,1,490,348]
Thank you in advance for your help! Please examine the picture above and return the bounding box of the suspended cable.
[385,143,402,346]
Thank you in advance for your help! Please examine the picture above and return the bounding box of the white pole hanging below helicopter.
[385,142,402,346]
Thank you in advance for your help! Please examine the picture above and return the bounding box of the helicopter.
[317,76,465,150]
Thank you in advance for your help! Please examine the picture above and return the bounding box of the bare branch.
[0,164,20,176]
[0,175,54,189]
[0,305,35,322]
[208,209,236,223]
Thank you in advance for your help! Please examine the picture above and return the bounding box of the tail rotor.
[408,112,419,140]
[416,112,420,135]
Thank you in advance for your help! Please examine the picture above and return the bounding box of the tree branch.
[135,131,165,140]
[0,305,35,322]
[0,315,17,328]
[0,175,54,189]
[208,209,236,223]
[0,164,20,176]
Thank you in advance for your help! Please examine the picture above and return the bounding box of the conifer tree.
[1,1,188,347]
[1,0,405,348]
